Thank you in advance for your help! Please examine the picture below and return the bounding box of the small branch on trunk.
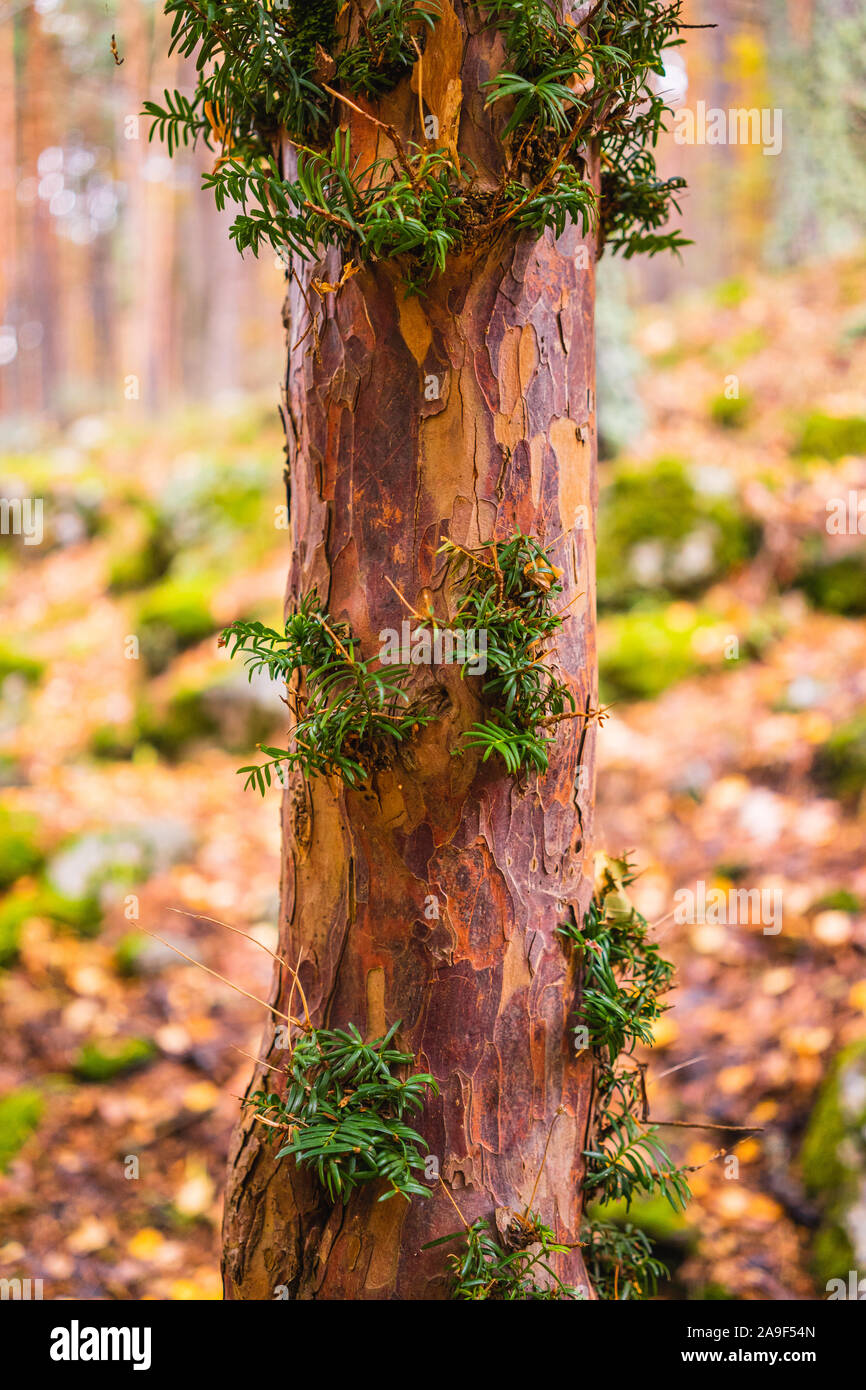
[320,82,419,190]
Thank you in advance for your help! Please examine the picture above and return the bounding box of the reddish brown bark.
[222,5,599,1300]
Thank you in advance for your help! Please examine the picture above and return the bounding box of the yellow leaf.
[183,1081,220,1113]
[848,980,866,1012]
[648,1015,679,1048]
[128,1227,165,1260]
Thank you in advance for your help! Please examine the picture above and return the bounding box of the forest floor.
[1,251,865,1299]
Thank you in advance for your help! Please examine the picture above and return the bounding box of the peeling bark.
[222,7,599,1301]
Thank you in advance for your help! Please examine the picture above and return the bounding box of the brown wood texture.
[222,3,599,1300]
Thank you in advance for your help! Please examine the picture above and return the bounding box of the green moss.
[135,573,219,674]
[38,887,103,936]
[709,391,752,430]
[795,412,866,461]
[89,724,137,761]
[108,507,174,593]
[72,1036,157,1082]
[288,0,338,66]
[801,1037,866,1285]
[134,689,220,759]
[726,327,767,362]
[597,458,759,611]
[810,889,862,914]
[0,807,44,890]
[0,1088,44,1172]
[113,932,148,977]
[589,1193,694,1245]
[813,712,866,800]
[813,1225,855,1289]
[713,276,749,308]
[0,885,102,967]
[0,894,26,967]
[713,861,750,883]
[0,644,45,685]
[795,552,866,616]
[600,605,718,702]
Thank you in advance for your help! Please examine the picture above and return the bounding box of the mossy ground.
[801,1038,866,1286]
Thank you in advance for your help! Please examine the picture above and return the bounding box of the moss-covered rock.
[0,1088,43,1172]
[0,807,44,890]
[46,820,194,906]
[793,548,866,616]
[72,1036,157,1082]
[709,391,753,430]
[600,605,726,702]
[813,712,866,801]
[801,1037,866,1286]
[795,412,866,461]
[597,458,759,611]
[108,505,175,594]
[92,669,282,761]
[0,885,103,966]
[0,644,45,685]
[135,573,219,674]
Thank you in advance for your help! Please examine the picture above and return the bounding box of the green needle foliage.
[221,590,437,790]
[563,881,675,1057]
[426,1214,585,1300]
[203,133,467,284]
[583,1110,689,1211]
[558,856,691,1293]
[441,533,577,776]
[337,0,440,97]
[248,1021,438,1203]
[582,1217,669,1300]
[145,0,689,286]
[591,0,691,258]
[223,531,579,789]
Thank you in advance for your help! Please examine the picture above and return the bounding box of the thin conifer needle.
[140,928,302,1026]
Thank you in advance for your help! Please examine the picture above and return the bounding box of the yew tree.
[148,0,688,1299]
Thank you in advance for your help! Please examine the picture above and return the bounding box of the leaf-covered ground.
[595,249,866,1299]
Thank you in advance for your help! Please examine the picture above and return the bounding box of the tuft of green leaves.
[441,532,577,776]
[248,1021,438,1202]
[224,532,580,790]
[590,0,691,258]
[221,589,437,790]
[559,883,675,1058]
[478,0,689,258]
[146,0,689,284]
[204,131,467,282]
[426,1213,586,1300]
[337,0,439,97]
[582,1217,669,1300]
[558,855,691,1290]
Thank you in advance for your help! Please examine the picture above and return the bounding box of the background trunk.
[222,5,600,1299]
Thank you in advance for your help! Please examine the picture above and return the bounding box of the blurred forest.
[1,0,866,1301]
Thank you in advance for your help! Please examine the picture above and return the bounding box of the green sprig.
[249,1021,438,1203]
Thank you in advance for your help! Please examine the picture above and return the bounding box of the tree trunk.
[222,9,599,1302]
